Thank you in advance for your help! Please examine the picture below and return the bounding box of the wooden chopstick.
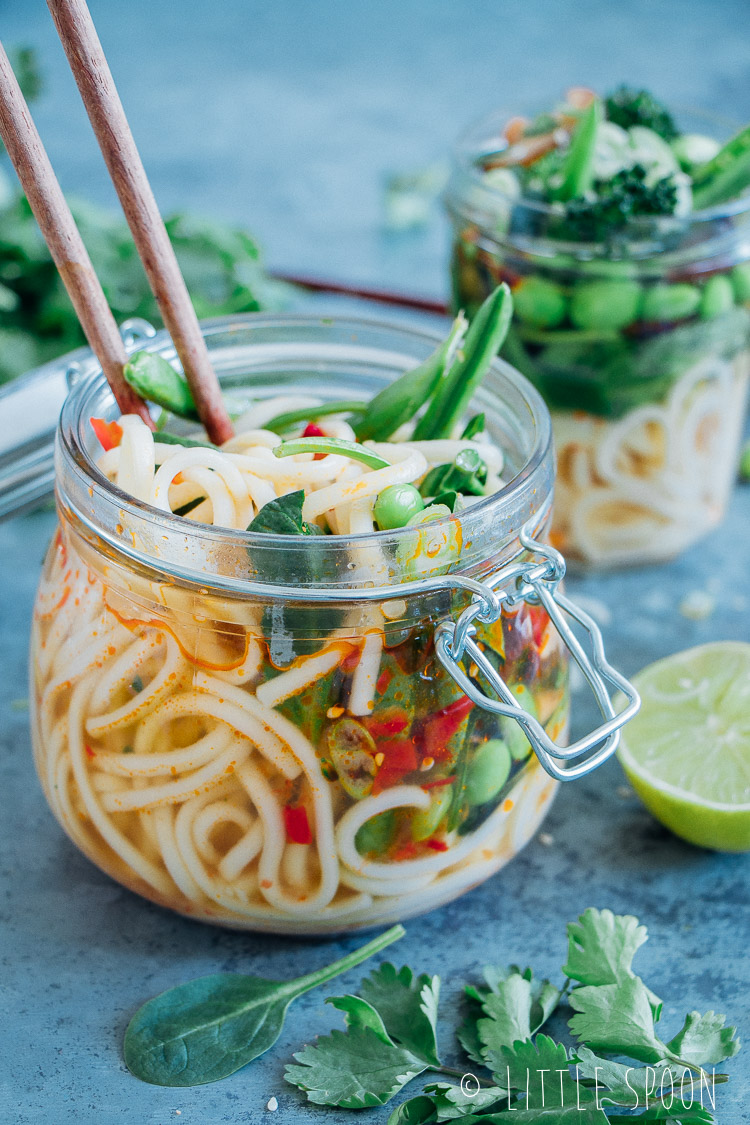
[47,0,234,446]
[0,41,152,423]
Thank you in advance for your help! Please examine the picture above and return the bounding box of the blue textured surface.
[1,2,750,1123]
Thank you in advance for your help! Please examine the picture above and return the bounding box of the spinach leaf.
[247,490,323,536]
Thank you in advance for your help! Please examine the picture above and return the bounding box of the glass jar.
[446,107,750,569]
[29,314,636,933]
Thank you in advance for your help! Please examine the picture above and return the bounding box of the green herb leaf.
[359,962,441,1067]
[461,965,561,1075]
[327,994,393,1044]
[666,1010,741,1066]
[285,1025,429,1108]
[123,351,199,421]
[500,1035,591,1108]
[123,923,403,1086]
[423,1081,507,1119]
[388,1095,439,1125]
[568,976,670,1064]
[574,1046,711,1109]
[564,907,661,1015]
[247,490,322,536]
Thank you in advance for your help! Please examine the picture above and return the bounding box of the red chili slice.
[90,417,123,452]
[302,423,325,437]
[421,774,457,790]
[426,838,449,852]
[283,805,313,845]
[528,604,550,648]
[376,667,393,695]
[372,738,419,794]
[420,695,473,761]
[365,709,409,740]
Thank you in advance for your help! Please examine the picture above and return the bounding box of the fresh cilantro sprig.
[284,908,740,1124]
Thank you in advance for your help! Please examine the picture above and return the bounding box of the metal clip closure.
[434,530,640,781]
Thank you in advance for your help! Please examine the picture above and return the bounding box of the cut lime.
[617,641,750,852]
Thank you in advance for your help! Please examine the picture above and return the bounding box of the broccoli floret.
[562,164,678,240]
[605,85,678,141]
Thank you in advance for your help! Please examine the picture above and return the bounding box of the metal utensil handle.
[434,532,641,781]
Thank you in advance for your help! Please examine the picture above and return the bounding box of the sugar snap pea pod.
[354,314,467,442]
[570,279,642,331]
[641,283,701,322]
[699,275,735,319]
[273,436,390,469]
[691,122,750,209]
[124,351,199,421]
[552,98,602,202]
[264,400,366,434]
[413,284,512,440]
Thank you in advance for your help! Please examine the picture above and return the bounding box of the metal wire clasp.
[434,529,640,781]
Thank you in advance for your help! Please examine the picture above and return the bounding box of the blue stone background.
[1,1,749,1122]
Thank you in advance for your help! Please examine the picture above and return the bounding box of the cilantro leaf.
[574,1046,697,1108]
[666,1010,741,1066]
[564,908,661,1015]
[481,1109,608,1123]
[285,1025,429,1108]
[423,1081,507,1119]
[568,977,670,1063]
[461,966,561,1075]
[501,1035,590,1108]
[359,963,441,1067]
[388,1095,439,1125]
[608,1108,716,1124]
[456,1006,487,1067]
[327,995,393,1043]
[248,490,323,536]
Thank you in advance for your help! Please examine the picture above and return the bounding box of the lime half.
[617,641,750,852]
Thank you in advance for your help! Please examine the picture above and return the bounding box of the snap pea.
[552,98,602,202]
[465,739,512,806]
[273,436,390,469]
[732,262,750,303]
[699,274,735,320]
[123,351,199,421]
[499,683,539,761]
[460,413,485,439]
[374,483,424,530]
[513,276,568,329]
[569,279,642,331]
[641,283,701,323]
[355,810,397,855]
[691,122,750,209]
[411,785,453,841]
[263,400,366,434]
[353,314,467,442]
[413,284,512,440]
[419,448,488,499]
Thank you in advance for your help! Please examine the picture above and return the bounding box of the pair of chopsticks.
[0,0,233,444]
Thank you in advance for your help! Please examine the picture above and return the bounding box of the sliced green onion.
[264,400,366,434]
[273,436,391,469]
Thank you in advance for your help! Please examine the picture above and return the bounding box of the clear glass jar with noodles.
[29,314,636,933]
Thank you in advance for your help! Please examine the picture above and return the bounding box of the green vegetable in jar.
[325,719,377,799]
[411,785,453,841]
[465,739,512,806]
[641,283,701,323]
[569,279,642,331]
[513,277,568,329]
[731,262,750,303]
[500,683,539,761]
[699,274,735,320]
[355,810,398,855]
[671,132,721,171]
[374,484,425,530]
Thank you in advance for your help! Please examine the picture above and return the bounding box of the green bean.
[570,279,642,331]
[264,400,366,434]
[465,740,511,806]
[513,277,568,328]
[552,98,602,202]
[123,351,199,421]
[153,431,215,450]
[353,314,467,442]
[641,283,701,323]
[460,413,485,439]
[373,484,424,530]
[732,262,750,303]
[692,122,750,209]
[411,785,453,841]
[413,284,512,440]
[273,436,390,469]
[699,275,735,319]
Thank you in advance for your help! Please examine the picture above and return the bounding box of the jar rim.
[56,312,554,593]
[446,102,750,259]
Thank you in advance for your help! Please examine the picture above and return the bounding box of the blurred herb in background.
[0,47,287,385]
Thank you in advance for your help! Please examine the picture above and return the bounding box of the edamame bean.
[731,262,750,304]
[570,279,642,331]
[411,784,453,841]
[699,274,735,319]
[374,483,425,530]
[513,277,568,329]
[356,810,397,855]
[465,739,512,806]
[641,283,701,323]
[499,683,539,761]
